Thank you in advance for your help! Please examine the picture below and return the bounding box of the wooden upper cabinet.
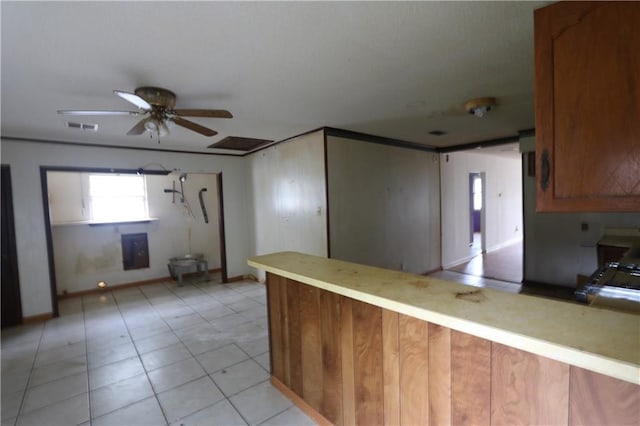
[534,2,640,212]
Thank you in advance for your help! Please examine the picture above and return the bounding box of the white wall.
[520,138,640,286]
[524,174,640,286]
[523,171,640,286]
[249,130,328,280]
[1,139,252,317]
[327,136,441,274]
[48,172,220,294]
[440,150,523,268]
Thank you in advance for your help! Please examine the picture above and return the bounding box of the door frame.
[216,173,229,283]
[2,165,23,326]
[479,171,487,254]
[468,172,486,254]
[41,166,229,315]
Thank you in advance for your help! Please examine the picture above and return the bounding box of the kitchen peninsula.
[249,252,639,426]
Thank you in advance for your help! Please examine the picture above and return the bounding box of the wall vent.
[65,121,98,131]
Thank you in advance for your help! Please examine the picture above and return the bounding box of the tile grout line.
[223,378,272,426]
[123,277,258,423]
[160,282,249,425]
[155,278,259,425]
[159,279,227,329]
[210,284,273,424]
[12,319,47,425]
[165,279,259,425]
[109,284,171,426]
[170,399,249,426]
[79,293,92,425]
[256,405,298,426]
[81,289,160,421]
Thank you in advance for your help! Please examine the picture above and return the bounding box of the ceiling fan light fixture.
[143,118,157,132]
[144,117,170,137]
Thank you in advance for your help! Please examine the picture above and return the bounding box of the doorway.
[469,172,484,257]
[41,167,228,313]
[441,144,524,284]
[2,165,23,327]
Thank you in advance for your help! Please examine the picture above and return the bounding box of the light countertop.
[598,235,640,249]
[249,251,640,385]
[599,227,640,250]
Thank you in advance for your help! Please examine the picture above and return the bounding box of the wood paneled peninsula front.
[248,252,639,426]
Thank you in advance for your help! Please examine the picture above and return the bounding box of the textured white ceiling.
[1,1,549,154]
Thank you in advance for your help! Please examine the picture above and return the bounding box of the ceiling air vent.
[65,121,98,132]
[208,136,273,151]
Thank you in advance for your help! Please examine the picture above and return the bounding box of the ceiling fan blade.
[172,109,233,118]
[114,90,152,111]
[127,118,148,135]
[58,110,141,116]
[172,117,218,137]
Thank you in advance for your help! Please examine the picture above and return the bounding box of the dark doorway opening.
[2,165,23,327]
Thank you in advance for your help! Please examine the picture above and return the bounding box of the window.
[88,174,148,222]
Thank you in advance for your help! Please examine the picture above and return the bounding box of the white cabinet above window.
[47,171,87,224]
[47,171,154,226]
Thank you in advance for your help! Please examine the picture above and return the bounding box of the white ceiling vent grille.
[65,121,98,131]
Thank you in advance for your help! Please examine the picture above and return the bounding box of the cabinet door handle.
[540,149,550,192]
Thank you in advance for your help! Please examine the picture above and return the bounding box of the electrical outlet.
[581,222,589,232]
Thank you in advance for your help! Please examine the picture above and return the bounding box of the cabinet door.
[535,2,640,212]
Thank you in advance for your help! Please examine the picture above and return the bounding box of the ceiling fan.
[58,86,232,138]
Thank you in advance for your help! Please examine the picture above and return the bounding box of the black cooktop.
[575,262,640,304]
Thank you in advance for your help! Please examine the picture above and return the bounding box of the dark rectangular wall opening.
[122,233,149,270]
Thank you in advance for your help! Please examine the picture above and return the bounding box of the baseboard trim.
[245,273,260,283]
[443,254,476,269]
[226,273,263,284]
[57,268,222,299]
[271,376,333,426]
[22,312,54,324]
[486,237,523,253]
[444,238,523,269]
[422,266,443,276]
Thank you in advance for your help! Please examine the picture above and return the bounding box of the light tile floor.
[1,276,315,426]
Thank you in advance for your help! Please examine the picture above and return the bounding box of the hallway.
[448,240,523,283]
